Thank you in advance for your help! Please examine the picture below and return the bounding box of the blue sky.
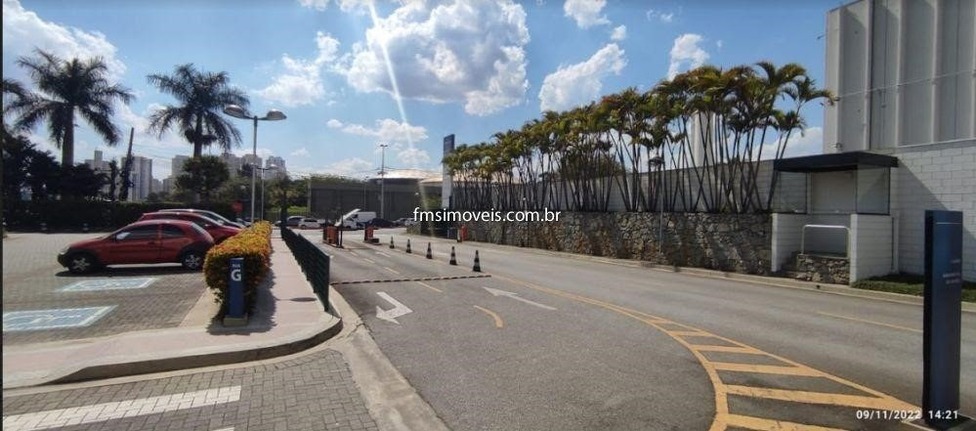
[3,0,838,180]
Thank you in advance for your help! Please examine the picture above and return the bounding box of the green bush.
[852,273,976,303]
[2,200,237,232]
[203,221,273,315]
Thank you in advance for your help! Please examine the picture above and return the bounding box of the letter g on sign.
[231,268,242,282]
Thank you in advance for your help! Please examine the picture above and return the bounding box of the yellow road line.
[384,267,400,275]
[474,305,504,328]
[490,273,919,430]
[817,311,922,334]
[415,281,443,293]
[693,345,764,354]
[671,330,710,337]
[725,414,847,431]
[725,385,911,410]
[711,362,823,377]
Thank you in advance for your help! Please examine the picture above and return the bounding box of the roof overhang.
[773,151,899,173]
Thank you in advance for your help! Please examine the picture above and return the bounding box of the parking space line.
[474,305,504,329]
[711,362,822,377]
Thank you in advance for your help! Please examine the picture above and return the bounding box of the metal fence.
[280,226,331,311]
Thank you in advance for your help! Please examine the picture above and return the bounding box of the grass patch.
[852,273,976,303]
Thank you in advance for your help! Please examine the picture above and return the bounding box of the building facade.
[823,0,975,280]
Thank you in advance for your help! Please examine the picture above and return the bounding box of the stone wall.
[794,254,850,285]
[460,213,772,275]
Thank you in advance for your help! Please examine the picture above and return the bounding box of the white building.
[772,0,975,282]
[123,155,153,202]
[220,152,243,177]
[266,156,287,179]
[171,155,189,178]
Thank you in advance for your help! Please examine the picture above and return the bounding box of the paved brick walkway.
[2,349,378,431]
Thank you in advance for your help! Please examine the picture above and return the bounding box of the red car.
[138,211,241,244]
[57,220,215,274]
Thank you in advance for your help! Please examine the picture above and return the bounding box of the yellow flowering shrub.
[203,221,273,314]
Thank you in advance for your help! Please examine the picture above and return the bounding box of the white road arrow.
[375,292,413,324]
[482,287,557,311]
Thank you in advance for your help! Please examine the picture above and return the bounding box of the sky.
[2,0,840,181]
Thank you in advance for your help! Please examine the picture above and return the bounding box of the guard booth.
[770,151,899,284]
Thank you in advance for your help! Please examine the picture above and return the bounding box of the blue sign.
[3,306,116,332]
[60,278,157,292]
[228,258,245,318]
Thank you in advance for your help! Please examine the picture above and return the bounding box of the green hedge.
[2,200,236,232]
[203,221,273,316]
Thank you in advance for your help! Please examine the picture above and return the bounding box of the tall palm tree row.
[7,50,134,167]
[444,61,833,214]
[146,63,249,158]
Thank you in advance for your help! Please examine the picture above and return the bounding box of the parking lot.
[2,233,213,345]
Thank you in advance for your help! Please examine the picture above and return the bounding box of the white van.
[335,209,377,229]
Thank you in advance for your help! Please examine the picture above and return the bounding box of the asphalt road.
[318,228,975,431]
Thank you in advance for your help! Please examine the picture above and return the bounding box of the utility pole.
[118,127,134,201]
[379,143,388,219]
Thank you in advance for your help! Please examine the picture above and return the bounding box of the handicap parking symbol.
[3,306,116,332]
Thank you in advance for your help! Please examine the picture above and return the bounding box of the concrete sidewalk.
[2,235,342,389]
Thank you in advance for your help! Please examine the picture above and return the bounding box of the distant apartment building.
[84,150,115,197]
[219,152,243,177]
[123,155,153,202]
[266,156,287,179]
[171,155,189,178]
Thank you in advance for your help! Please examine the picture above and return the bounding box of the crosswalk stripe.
[2,386,241,431]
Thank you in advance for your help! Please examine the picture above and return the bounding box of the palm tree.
[147,64,249,158]
[11,50,134,166]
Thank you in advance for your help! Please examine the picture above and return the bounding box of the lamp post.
[223,104,286,222]
[256,165,278,221]
[379,143,389,219]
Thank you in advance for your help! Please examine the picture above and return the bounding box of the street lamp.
[256,164,278,221]
[223,104,286,222]
[379,143,389,219]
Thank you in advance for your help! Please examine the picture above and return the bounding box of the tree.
[58,164,106,200]
[11,50,134,166]
[147,64,249,158]
[175,156,229,203]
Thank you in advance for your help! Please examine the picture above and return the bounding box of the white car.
[298,218,321,229]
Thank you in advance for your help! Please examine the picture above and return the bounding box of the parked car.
[367,218,396,228]
[139,211,242,243]
[159,208,245,228]
[298,218,321,229]
[57,220,215,274]
[394,217,418,227]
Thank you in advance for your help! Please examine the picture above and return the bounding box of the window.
[161,225,185,238]
[117,225,158,241]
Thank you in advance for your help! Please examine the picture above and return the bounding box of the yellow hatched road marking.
[693,345,764,354]
[473,305,504,328]
[725,385,914,410]
[725,414,847,431]
[711,362,822,377]
[490,273,919,430]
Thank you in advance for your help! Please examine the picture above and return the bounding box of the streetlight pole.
[379,143,389,219]
[258,165,277,221]
[223,104,286,222]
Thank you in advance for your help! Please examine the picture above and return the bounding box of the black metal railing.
[280,227,331,311]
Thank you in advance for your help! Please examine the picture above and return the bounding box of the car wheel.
[181,250,205,270]
[67,252,98,274]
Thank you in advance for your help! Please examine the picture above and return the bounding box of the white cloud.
[316,157,374,177]
[257,32,340,107]
[340,0,530,116]
[716,40,724,50]
[667,33,709,79]
[645,9,674,23]
[297,0,369,13]
[764,127,824,159]
[564,0,609,28]
[538,43,626,112]
[397,147,431,167]
[326,119,343,128]
[610,25,627,41]
[291,147,310,157]
[2,0,126,82]
[336,118,428,144]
